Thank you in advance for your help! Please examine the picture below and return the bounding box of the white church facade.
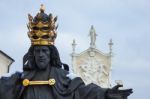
[71,26,113,88]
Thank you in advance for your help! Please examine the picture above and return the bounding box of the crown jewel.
[27,4,58,45]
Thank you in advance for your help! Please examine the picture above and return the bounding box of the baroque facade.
[71,26,113,88]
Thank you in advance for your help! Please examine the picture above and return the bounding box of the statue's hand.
[106,85,133,99]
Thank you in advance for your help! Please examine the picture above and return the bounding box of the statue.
[89,25,97,48]
[0,5,133,99]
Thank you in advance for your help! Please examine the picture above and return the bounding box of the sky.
[0,0,150,99]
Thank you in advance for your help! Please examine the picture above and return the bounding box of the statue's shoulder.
[0,71,22,85]
[0,72,23,99]
[0,71,22,78]
[51,66,69,76]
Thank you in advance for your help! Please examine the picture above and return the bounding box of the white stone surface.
[72,48,111,88]
[0,52,13,77]
[89,25,97,48]
[71,26,112,88]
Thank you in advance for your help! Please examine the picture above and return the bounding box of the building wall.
[0,53,12,76]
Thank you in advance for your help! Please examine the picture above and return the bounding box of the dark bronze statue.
[0,5,132,99]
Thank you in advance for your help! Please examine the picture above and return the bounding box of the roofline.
[0,50,15,73]
[75,47,110,57]
[0,50,15,62]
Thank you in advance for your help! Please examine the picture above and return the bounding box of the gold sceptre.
[23,79,56,87]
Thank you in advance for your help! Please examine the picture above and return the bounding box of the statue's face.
[34,46,50,70]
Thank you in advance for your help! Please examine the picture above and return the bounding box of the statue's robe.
[0,67,107,99]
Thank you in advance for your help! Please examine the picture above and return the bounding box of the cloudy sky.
[0,0,150,99]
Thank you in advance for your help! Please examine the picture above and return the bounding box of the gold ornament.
[48,78,56,85]
[22,79,30,86]
[27,4,58,45]
[22,78,56,87]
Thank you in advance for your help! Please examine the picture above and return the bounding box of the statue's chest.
[22,86,53,99]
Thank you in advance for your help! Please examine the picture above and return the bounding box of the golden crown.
[27,4,58,45]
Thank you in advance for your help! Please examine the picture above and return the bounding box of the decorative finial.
[72,39,77,54]
[108,38,113,55]
[40,4,45,12]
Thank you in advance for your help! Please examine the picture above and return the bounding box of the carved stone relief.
[77,56,110,87]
